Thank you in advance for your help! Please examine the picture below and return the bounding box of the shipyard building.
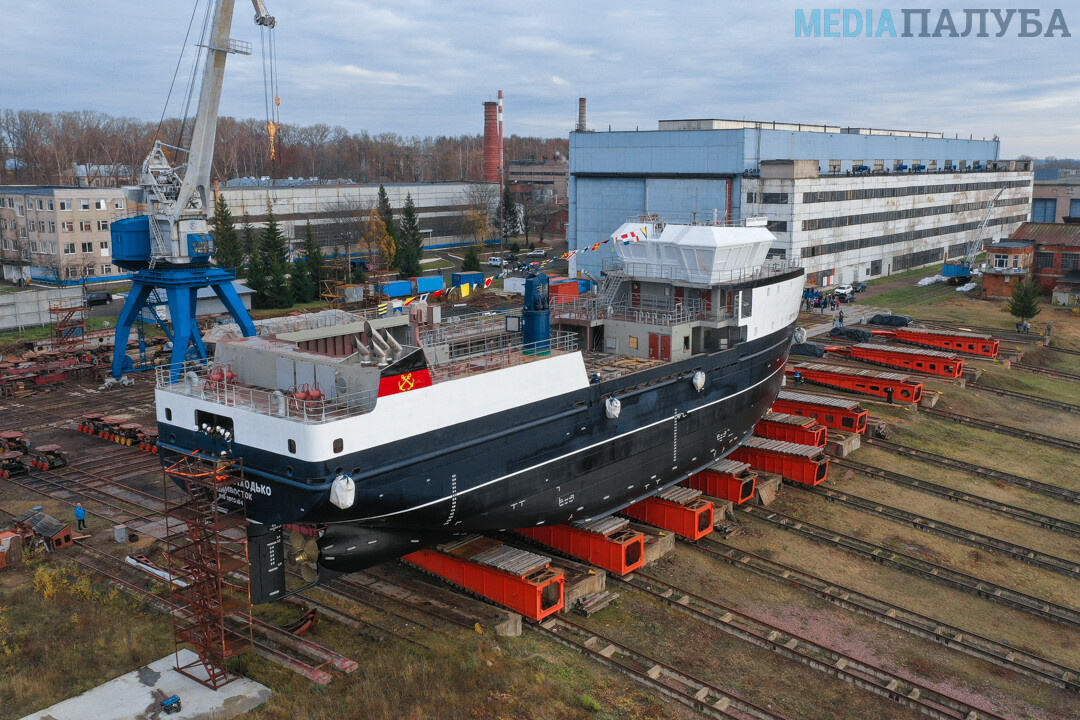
[568,119,1033,286]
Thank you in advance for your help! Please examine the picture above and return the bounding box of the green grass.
[0,317,117,352]
[249,299,331,320]
[419,258,455,270]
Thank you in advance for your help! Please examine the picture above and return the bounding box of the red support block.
[404,537,564,622]
[516,516,644,576]
[787,363,923,404]
[683,459,757,504]
[826,343,964,378]
[772,390,868,434]
[755,411,828,446]
[730,436,829,486]
[873,328,999,358]
[622,487,714,541]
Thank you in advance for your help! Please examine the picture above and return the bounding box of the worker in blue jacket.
[74,502,87,531]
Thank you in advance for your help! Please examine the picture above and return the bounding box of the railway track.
[968,382,1080,414]
[920,407,1080,453]
[832,458,1080,539]
[2,463,161,525]
[1012,363,1080,383]
[0,383,156,432]
[861,436,1080,505]
[693,538,1080,692]
[738,503,1080,631]
[789,483,1080,580]
[621,571,1011,720]
[1046,345,1080,357]
[908,319,1037,345]
[535,615,794,720]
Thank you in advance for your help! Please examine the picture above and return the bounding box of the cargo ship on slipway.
[154,215,804,580]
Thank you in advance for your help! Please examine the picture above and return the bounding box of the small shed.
[1052,269,1080,307]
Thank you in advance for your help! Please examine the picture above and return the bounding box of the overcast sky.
[3,1,1077,157]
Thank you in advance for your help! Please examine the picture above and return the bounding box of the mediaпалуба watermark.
[795,8,1070,37]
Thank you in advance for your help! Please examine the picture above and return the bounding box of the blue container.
[415,275,445,293]
[111,215,152,270]
[522,274,551,355]
[452,272,485,287]
[380,280,413,298]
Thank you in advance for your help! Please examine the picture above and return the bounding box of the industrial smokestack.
[483,100,499,184]
[576,98,587,132]
[497,90,504,186]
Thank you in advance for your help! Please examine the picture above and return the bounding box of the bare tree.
[462,183,499,244]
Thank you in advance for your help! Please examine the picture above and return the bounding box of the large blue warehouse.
[568,119,1033,286]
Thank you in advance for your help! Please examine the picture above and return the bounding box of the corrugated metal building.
[568,119,1033,286]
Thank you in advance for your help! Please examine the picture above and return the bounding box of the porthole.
[288,439,297,454]
[165,408,173,421]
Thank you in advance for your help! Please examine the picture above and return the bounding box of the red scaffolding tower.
[162,452,252,689]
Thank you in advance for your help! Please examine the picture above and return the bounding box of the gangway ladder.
[162,451,252,690]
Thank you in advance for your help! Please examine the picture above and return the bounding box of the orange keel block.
[404,536,564,622]
[788,363,923,404]
[517,516,644,576]
[730,436,829,486]
[771,390,869,434]
[826,343,964,378]
[683,459,757,504]
[754,411,828,447]
[873,327,999,358]
[623,486,714,540]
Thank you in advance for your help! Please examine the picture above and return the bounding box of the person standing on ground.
[74,502,87,531]
[838,309,845,328]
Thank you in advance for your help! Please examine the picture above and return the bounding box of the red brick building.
[1008,222,1080,293]
[981,239,1033,299]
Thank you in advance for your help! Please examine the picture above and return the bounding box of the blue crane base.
[110,266,257,380]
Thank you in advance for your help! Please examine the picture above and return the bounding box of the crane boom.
[941,186,1006,284]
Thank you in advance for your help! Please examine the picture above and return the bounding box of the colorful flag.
[376,303,389,317]
[431,289,444,299]
[402,296,417,306]
[460,283,471,298]
[418,293,429,303]
[484,276,493,288]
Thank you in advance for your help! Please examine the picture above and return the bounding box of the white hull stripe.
[348,354,787,523]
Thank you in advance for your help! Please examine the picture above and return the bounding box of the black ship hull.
[157,321,795,569]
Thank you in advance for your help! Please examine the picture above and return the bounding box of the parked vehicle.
[526,249,546,258]
[503,253,518,262]
[85,291,113,306]
[487,257,503,267]
[834,284,854,296]
[852,282,868,292]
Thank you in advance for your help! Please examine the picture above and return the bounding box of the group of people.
[803,290,841,314]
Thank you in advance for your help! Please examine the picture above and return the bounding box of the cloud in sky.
[3,1,1077,156]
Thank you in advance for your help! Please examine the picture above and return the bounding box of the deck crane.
[108,0,275,380]
[941,187,1005,285]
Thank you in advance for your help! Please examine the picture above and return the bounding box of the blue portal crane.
[109,0,278,379]
[941,187,1005,285]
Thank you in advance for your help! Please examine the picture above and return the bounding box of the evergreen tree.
[302,224,324,292]
[377,184,397,244]
[290,253,317,303]
[1006,278,1042,324]
[258,202,294,309]
[210,194,244,274]
[395,193,424,279]
[461,245,481,271]
[240,216,258,278]
[498,185,519,241]
[243,217,267,302]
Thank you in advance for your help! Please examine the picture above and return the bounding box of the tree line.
[0,109,568,186]
[209,185,441,310]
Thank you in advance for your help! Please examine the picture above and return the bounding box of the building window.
[64,243,76,254]
[992,254,1008,269]
[114,198,125,210]
[746,192,757,204]
[27,221,35,232]
[86,266,96,276]
[49,242,57,254]
[81,242,93,253]
[1032,198,1057,223]
[893,160,905,171]
[1063,253,1080,271]
[873,159,884,172]
[48,221,55,233]
[79,199,90,211]
[100,241,109,251]
[1070,199,1080,218]
[94,199,107,210]
[80,221,92,232]
[30,241,39,253]
[97,220,109,231]
[61,221,73,233]
[828,160,841,173]
[59,200,71,211]
[37,199,44,210]
[1035,251,1054,269]
[47,200,54,211]
[928,160,937,171]
[15,204,24,217]
[103,264,113,275]
[766,220,788,233]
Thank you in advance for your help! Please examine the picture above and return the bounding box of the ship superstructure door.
[648,333,671,361]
